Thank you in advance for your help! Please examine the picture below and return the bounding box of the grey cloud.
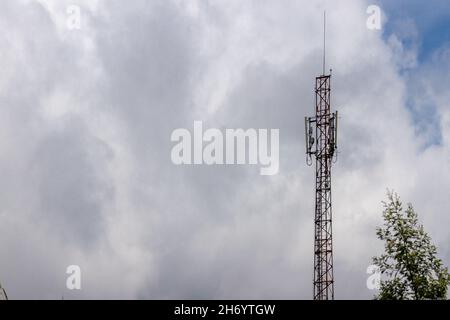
[31,116,113,246]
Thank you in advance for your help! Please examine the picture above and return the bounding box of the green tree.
[373,190,450,300]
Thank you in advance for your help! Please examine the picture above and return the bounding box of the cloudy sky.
[0,0,449,299]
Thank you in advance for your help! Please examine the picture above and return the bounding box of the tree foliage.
[373,191,450,300]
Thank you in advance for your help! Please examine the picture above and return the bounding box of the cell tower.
[304,11,338,300]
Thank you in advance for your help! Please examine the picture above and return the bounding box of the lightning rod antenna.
[323,11,326,75]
